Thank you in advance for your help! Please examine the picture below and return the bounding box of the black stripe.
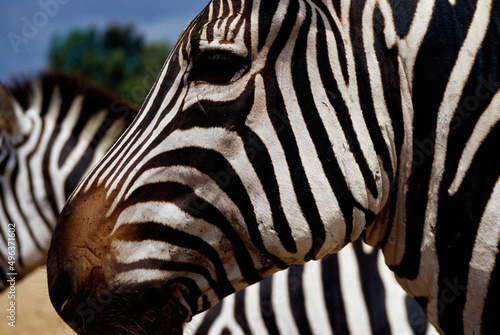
[321,253,349,334]
[436,122,500,334]
[43,129,63,219]
[10,160,45,263]
[181,191,262,285]
[353,240,391,334]
[405,295,430,335]
[234,290,250,333]
[288,265,313,334]
[293,1,359,253]
[259,276,280,335]
[267,86,326,261]
[482,249,500,332]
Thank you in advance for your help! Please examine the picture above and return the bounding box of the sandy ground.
[0,266,74,335]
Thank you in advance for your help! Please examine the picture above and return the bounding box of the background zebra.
[190,240,437,335]
[0,72,434,334]
[0,71,136,288]
[47,0,499,334]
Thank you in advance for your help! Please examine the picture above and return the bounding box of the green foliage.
[49,24,170,106]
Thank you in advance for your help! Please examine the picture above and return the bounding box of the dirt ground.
[0,266,74,335]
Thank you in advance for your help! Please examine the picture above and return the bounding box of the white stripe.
[104,76,185,195]
[83,118,128,177]
[182,311,208,335]
[303,260,334,335]
[272,268,300,335]
[314,3,387,213]
[101,47,187,194]
[244,282,270,335]
[113,240,209,267]
[58,107,109,179]
[108,127,295,264]
[184,310,206,335]
[113,202,242,287]
[463,177,500,334]
[338,243,372,335]
[25,88,60,227]
[309,8,370,208]
[79,125,140,197]
[48,95,84,209]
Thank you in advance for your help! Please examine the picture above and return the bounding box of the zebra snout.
[46,233,111,333]
[47,195,189,334]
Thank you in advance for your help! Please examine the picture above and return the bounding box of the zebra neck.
[364,1,499,332]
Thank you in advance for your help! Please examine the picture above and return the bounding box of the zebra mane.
[5,70,138,124]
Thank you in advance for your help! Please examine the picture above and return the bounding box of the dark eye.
[188,50,247,84]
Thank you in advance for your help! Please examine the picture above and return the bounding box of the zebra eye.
[188,50,248,84]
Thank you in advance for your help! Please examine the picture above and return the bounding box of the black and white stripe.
[47,0,499,334]
[188,240,438,335]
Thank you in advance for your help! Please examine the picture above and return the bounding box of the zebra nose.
[47,233,111,334]
[46,192,110,319]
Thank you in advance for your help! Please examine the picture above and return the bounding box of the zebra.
[47,0,499,334]
[0,71,136,288]
[189,239,438,335]
[0,72,434,334]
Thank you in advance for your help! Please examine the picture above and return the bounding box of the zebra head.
[47,1,396,333]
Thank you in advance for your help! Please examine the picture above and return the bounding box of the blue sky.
[0,1,209,81]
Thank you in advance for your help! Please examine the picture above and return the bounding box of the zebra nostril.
[49,270,72,313]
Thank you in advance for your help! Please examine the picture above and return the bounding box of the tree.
[49,24,170,106]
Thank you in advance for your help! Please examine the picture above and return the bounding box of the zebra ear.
[0,83,19,137]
